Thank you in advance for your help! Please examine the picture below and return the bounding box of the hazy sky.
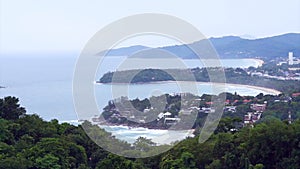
[0,0,299,54]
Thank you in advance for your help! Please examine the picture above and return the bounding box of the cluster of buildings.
[250,71,300,81]
[244,103,267,127]
[250,52,300,81]
[92,91,299,128]
[278,52,300,65]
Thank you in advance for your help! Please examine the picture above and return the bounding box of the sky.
[0,0,299,54]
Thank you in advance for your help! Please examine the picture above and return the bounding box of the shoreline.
[252,58,264,67]
[96,81,281,95]
[116,57,264,63]
[99,124,196,144]
[223,82,280,95]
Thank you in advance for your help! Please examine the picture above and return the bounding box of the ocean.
[0,55,267,121]
[0,55,275,144]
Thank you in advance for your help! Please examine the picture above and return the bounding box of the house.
[163,112,172,118]
[292,93,300,97]
[250,104,266,112]
[233,100,239,104]
[188,106,200,111]
[244,112,262,126]
[164,117,180,125]
[225,100,230,105]
[139,119,146,123]
[244,114,252,124]
[251,72,263,77]
[205,102,213,105]
[199,107,215,113]
[224,106,236,113]
[180,109,193,115]
[243,99,252,103]
[157,113,164,121]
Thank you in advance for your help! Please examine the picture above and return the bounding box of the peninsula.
[92,91,300,131]
[98,67,300,94]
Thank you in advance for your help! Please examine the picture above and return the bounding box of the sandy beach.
[253,58,265,67]
[209,82,281,95]
[98,80,281,95]
[175,81,281,95]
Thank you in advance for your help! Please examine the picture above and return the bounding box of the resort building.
[250,103,266,112]
[288,52,300,65]
[244,112,262,127]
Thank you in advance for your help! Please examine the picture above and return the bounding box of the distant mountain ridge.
[99,33,300,59]
[207,33,300,59]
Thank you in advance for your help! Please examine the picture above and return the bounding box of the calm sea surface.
[0,55,275,144]
[1,55,269,122]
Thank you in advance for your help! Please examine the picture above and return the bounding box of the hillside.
[98,67,300,94]
[1,95,300,168]
[99,33,300,59]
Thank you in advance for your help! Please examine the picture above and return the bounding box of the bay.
[0,55,277,144]
[0,55,271,121]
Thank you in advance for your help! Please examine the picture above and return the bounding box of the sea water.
[0,55,273,144]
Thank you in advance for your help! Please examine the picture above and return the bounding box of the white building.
[289,52,294,65]
[288,52,300,65]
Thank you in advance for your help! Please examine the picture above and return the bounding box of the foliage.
[0,96,26,120]
[99,67,300,94]
[0,96,300,168]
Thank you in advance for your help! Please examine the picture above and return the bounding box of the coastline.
[253,58,264,67]
[222,82,280,95]
[96,81,281,95]
[99,124,195,144]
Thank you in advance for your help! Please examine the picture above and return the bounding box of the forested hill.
[98,68,300,94]
[1,96,300,168]
[99,33,300,59]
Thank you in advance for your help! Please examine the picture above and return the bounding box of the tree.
[0,96,26,120]
[35,154,61,169]
[24,138,87,168]
[0,156,31,169]
[133,137,156,152]
[96,154,133,169]
[252,163,264,169]
[206,159,222,169]
[159,152,197,169]
[256,93,264,100]
[180,152,197,169]
[0,119,15,144]
[215,117,242,134]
